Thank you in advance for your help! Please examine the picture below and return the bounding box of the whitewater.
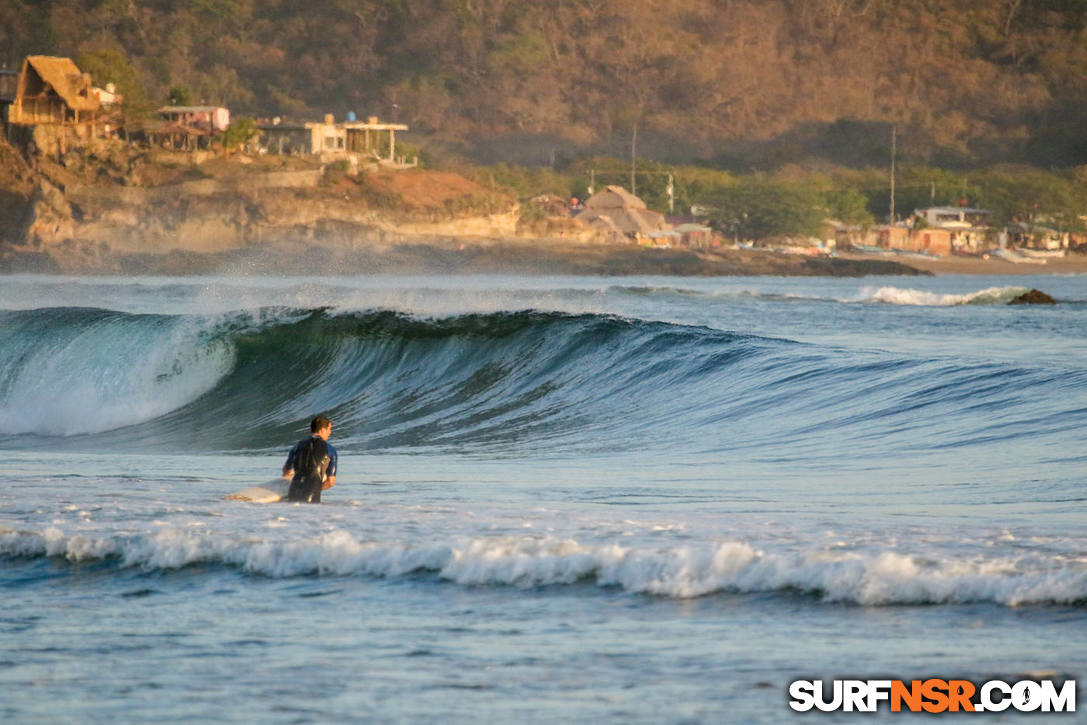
[1,273,1084,723]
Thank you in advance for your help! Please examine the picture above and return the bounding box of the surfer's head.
[310,416,332,437]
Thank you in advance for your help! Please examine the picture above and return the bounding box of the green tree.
[76,48,156,129]
[826,187,875,227]
[167,85,193,106]
[971,166,1081,230]
[707,180,826,241]
[219,116,260,153]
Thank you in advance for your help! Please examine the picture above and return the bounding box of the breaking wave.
[0,304,1083,456]
[0,307,235,436]
[3,525,1084,607]
[856,285,1032,306]
[606,283,1053,306]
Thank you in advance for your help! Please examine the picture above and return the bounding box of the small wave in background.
[857,285,1030,306]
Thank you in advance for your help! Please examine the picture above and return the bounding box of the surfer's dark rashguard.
[284,436,337,503]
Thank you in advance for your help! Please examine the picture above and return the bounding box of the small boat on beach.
[992,248,1047,264]
[1014,247,1066,259]
[849,244,892,256]
[890,248,941,260]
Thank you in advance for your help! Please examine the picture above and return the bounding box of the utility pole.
[631,122,637,196]
[588,169,595,197]
[889,125,896,223]
[667,172,674,214]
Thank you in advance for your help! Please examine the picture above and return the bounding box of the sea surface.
[1,273,1084,723]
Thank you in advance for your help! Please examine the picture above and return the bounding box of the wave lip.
[0,308,235,436]
[6,526,1085,607]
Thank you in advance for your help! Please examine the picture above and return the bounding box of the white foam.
[7,526,1086,607]
[856,285,1029,306]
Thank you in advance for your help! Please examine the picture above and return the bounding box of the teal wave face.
[1,306,1083,462]
[173,308,772,453]
[0,307,770,452]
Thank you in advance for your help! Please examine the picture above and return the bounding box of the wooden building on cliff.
[5,56,100,127]
[2,56,110,156]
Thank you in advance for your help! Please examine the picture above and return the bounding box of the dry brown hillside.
[4,1,1087,167]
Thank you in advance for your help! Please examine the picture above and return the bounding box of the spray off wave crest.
[4,524,1085,607]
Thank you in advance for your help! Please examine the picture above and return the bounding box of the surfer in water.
[282,416,338,503]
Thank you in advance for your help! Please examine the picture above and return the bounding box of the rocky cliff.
[0,139,538,273]
[0,138,925,277]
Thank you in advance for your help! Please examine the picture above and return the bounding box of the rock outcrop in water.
[1008,289,1057,305]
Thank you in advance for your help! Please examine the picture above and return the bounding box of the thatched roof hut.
[8,55,100,125]
[584,185,649,211]
[576,185,669,237]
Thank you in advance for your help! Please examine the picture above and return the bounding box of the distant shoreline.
[1,240,930,277]
[5,241,1087,277]
[836,251,1087,276]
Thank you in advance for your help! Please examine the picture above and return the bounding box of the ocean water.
[1,273,1084,723]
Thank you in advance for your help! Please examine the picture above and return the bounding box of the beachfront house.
[859,206,994,256]
[907,227,954,255]
[258,114,413,169]
[825,220,866,250]
[917,206,995,255]
[916,206,992,229]
[143,105,231,151]
[259,115,345,156]
[914,206,993,254]
[1008,221,1071,251]
[674,222,714,248]
[158,105,231,132]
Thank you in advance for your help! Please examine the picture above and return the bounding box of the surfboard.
[223,478,290,503]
